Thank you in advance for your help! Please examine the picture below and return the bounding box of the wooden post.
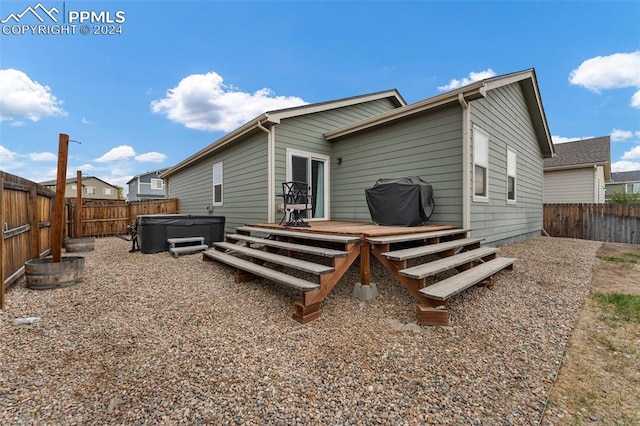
[76,170,83,238]
[360,239,371,285]
[28,186,40,259]
[51,133,69,263]
[0,177,5,310]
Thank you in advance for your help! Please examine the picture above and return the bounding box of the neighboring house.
[543,136,611,203]
[126,168,169,201]
[162,69,554,245]
[40,176,119,200]
[606,170,640,201]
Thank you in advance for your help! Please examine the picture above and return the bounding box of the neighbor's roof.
[611,170,640,183]
[543,136,611,180]
[126,167,170,184]
[39,175,118,188]
[161,89,406,178]
[323,68,555,159]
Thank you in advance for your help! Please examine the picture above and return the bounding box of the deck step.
[168,237,205,246]
[203,249,320,291]
[382,237,484,261]
[419,257,516,301]
[169,244,209,257]
[400,247,499,279]
[226,234,347,258]
[236,226,361,244]
[366,228,468,245]
[213,242,334,275]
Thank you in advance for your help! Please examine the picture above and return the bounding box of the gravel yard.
[1,236,600,424]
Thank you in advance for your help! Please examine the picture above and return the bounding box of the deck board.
[249,221,458,237]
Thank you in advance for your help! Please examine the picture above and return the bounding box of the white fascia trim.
[257,122,276,223]
[459,93,471,232]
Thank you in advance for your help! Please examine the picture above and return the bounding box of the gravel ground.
[1,236,600,425]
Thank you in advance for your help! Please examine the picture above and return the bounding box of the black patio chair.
[280,181,312,227]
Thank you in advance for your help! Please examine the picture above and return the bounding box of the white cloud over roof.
[622,145,640,160]
[0,68,66,122]
[135,152,167,163]
[26,152,57,161]
[611,160,640,172]
[611,129,640,142]
[552,135,592,144]
[569,51,640,108]
[150,71,308,132]
[438,69,497,92]
[95,145,136,162]
[0,145,18,162]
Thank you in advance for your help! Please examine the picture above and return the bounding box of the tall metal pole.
[51,133,69,262]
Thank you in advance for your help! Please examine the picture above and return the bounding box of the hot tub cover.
[365,176,435,226]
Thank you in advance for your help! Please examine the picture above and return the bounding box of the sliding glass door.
[287,150,329,220]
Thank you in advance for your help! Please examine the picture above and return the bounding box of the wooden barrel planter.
[25,256,85,290]
[64,237,95,252]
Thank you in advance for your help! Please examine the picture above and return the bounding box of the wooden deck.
[248,221,459,237]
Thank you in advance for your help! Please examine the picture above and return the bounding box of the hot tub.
[136,214,225,254]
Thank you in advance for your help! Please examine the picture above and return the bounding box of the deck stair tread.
[203,249,320,291]
[226,234,347,258]
[169,244,209,257]
[399,247,499,279]
[213,241,334,275]
[382,237,485,261]
[367,228,468,245]
[236,226,361,244]
[168,237,205,245]
[419,257,516,301]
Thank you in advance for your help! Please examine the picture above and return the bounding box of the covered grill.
[365,176,435,226]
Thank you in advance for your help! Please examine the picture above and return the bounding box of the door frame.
[285,148,330,221]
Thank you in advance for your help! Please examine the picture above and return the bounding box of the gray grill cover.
[365,176,435,226]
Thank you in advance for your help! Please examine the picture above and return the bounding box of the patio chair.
[280,181,312,227]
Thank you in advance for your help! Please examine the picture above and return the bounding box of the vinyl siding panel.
[274,98,400,216]
[329,105,463,225]
[543,168,595,203]
[167,130,269,233]
[469,83,544,244]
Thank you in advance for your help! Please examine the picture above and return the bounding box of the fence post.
[28,186,40,260]
[0,177,5,310]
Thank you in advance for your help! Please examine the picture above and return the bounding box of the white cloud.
[0,68,66,122]
[151,71,308,132]
[611,129,634,141]
[622,145,640,160]
[569,51,640,108]
[135,152,167,163]
[26,152,57,161]
[437,69,497,92]
[81,117,92,125]
[94,145,136,162]
[611,160,640,172]
[0,145,17,163]
[76,163,94,171]
[10,121,26,127]
[552,135,593,144]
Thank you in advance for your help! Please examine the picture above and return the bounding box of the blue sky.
[1,1,639,193]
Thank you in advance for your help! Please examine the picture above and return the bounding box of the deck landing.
[248,221,458,237]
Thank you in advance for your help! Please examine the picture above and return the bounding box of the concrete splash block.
[352,282,379,301]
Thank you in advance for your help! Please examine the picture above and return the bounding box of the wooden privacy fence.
[1,171,56,309]
[544,203,640,244]
[67,198,179,238]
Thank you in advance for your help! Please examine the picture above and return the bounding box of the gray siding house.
[127,168,169,201]
[543,136,611,204]
[605,170,640,201]
[163,69,554,245]
[40,176,119,200]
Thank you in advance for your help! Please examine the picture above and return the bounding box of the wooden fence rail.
[1,169,179,308]
[544,203,640,244]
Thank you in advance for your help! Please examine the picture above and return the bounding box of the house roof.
[610,170,640,183]
[39,175,119,188]
[323,68,555,159]
[161,89,406,178]
[543,136,611,180]
[126,168,170,184]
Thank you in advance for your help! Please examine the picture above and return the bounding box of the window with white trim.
[212,162,223,205]
[104,188,113,196]
[85,187,96,196]
[150,178,163,190]
[473,128,489,199]
[507,148,516,202]
[71,184,77,190]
